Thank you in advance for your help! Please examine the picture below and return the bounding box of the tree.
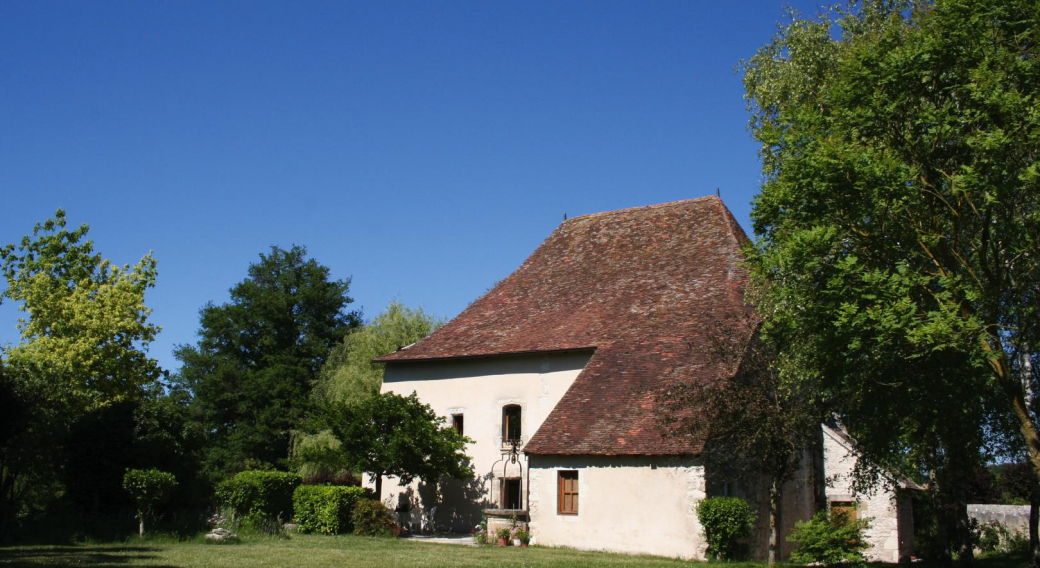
[298,392,472,497]
[742,1,1040,563]
[0,209,163,408]
[314,301,443,405]
[173,245,360,478]
[662,311,822,566]
[122,468,177,537]
[0,210,164,525]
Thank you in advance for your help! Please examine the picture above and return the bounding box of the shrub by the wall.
[788,510,871,568]
[351,499,396,537]
[293,485,373,534]
[215,471,301,522]
[696,497,755,560]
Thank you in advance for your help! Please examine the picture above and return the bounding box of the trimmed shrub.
[123,468,178,536]
[696,497,755,560]
[351,499,396,537]
[293,485,374,534]
[216,471,301,523]
[788,510,870,568]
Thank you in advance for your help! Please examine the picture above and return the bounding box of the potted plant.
[496,528,511,546]
[514,529,530,548]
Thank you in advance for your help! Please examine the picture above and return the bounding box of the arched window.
[502,405,521,443]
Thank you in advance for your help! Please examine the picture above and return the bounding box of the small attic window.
[502,405,522,444]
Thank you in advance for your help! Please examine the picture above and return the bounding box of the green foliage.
[122,469,177,535]
[297,392,472,496]
[172,245,361,478]
[314,302,443,405]
[0,211,166,528]
[350,499,395,537]
[695,497,755,560]
[63,397,207,517]
[788,510,870,568]
[742,0,1040,500]
[292,485,373,535]
[971,519,1030,556]
[215,471,301,523]
[1,209,163,408]
[294,303,443,482]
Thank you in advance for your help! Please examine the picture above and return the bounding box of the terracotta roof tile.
[378,196,751,455]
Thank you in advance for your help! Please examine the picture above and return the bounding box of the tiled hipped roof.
[377,196,751,455]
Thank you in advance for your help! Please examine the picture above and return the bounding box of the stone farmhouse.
[375,196,915,562]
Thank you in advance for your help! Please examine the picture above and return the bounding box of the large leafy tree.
[0,210,164,525]
[174,245,360,478]
[742,0,1040,563]
[297,392,472,497]
[1,210,163,407]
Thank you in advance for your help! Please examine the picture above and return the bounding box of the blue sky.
[1,1,826,373]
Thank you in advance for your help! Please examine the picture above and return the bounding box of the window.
[502,405,521,443]
[830,501,858,522]
[558,470,578,515]
[452,414,464,436]
[500,478,522,510]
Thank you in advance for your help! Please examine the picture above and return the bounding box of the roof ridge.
[565,195,720,223]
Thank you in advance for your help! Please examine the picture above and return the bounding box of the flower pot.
[521,542,529,548]
[497,537,508,546]
[513,538,521,547]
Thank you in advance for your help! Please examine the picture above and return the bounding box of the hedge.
[216,471,302,522]
[293,485,374,535]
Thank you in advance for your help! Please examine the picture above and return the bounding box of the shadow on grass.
[0,545,180,568]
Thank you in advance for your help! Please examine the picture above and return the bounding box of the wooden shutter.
[558,471,578,515]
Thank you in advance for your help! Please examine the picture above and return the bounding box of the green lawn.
[0,535,1028,568]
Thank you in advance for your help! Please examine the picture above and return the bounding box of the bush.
[293,485,374,534]
[788,510,870,568]
[696,497,755,560]
[215,471,301,523]
[351,499,395,537]
[972,519,1030,555]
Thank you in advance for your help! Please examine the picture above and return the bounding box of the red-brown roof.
[378,196,751,455]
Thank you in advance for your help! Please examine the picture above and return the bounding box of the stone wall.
[968,504,1032,537]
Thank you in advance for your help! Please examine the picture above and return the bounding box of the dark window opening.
[558,470,578,515]
[502,405,521,443]
[452,414,464,436]
[500,478,522,510]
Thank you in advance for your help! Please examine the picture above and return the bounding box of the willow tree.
[743,0,1040,562]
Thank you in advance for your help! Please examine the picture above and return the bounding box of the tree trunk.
[139,517,144,538]
[768,476,782,567]
[930,469,953,568]
[953,500,973,566]
[983,338,1040,496]
[374,472,382,500]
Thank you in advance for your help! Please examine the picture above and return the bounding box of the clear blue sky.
[1,1,825,373]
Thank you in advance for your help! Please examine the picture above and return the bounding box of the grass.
[0,534,1030,568]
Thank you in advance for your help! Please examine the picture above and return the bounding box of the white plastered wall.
[822,424,913,563]
[527,455,707,560]
[377,351,591,531]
